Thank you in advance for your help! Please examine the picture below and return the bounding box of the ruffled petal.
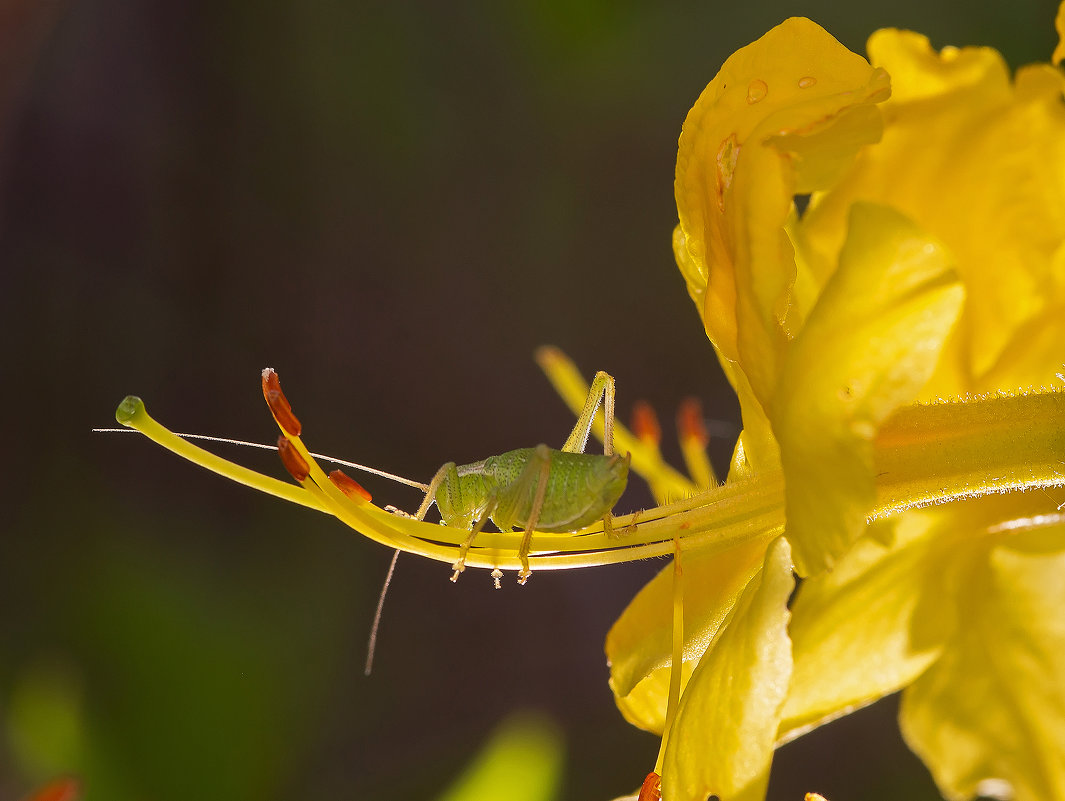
[798,29,1065,390]
[774,203,963,573]
[900,514,1065,801]
[778,514,953,742]
[606,539,767,733]
[674,17,889,468]
[662,537,794,801]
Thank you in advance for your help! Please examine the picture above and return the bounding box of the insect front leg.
[414,462,457,522]
[451,495,499,583]
[417,461,489,581]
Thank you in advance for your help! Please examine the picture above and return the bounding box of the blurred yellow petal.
[435,714,563,801]
[606,539,767,733]
[1054,0,1065,65]
[774,203,963,573]
[674,17,889,464]
[662,537,794,801]
[798,28,1065,389]
[899,517,1065,801]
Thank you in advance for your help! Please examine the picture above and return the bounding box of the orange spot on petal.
[261,368,302,436]
[277,435,310,482]
[631,400,662,445]
[329,469,372,502]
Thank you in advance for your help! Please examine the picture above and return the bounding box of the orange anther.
[261,368,302,436]
[329,469,372,502]
[631,400,662,445]
[638,772,661,801]
[277,435,310,482]
[677,397,709,447]
[23,778,80,801]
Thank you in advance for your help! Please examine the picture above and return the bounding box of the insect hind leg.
[492,444,553,584]
[603,507,642,539]
[561,371,616,456]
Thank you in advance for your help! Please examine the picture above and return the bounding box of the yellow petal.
[1054,0,1065,65]
[778,514,951,742]
[799,28,1065,389]
[774,203,963,574]
[899,515,1065,801]
[674,17,889,446]
[662,537,794,801]
[606,538,767,733]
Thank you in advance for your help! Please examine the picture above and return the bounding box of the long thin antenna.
[94,428,429,491]
[364,549,400,676]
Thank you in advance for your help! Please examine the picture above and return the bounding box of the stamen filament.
[94,427,429,490]
[655,538,685,775]
[114,397,326,513]
[114,382,1065,577]
[677,397,717,490]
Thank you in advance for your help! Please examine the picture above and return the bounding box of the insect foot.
[450,560,466,583]
[620,508,644,538]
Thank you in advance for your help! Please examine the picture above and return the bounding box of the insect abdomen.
[484,447,629,532]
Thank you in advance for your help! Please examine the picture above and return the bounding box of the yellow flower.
[604,7,1065,801]
[113,7,1065,801]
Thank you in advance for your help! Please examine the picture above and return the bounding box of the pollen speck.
[747,79,768,103]
[798,76,817,88]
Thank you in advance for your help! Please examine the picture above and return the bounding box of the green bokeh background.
[0,1,1057,799]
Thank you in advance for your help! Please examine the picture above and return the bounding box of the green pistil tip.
[116,396,145,426]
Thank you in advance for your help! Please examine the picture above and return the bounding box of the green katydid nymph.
[105,362,636,585]
[104,356,661,672]
[262,364,633,674]
[401,367,631,585]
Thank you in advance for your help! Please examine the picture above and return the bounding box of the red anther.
[261,368,302,436]
[677,397,709,446]
[631,400,662,445]
[638,772,661,801]
[24,778,80,801]
[329,469,372,502]
[277,435,310,482]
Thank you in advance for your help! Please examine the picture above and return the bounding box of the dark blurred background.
[0,1,1056,799]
